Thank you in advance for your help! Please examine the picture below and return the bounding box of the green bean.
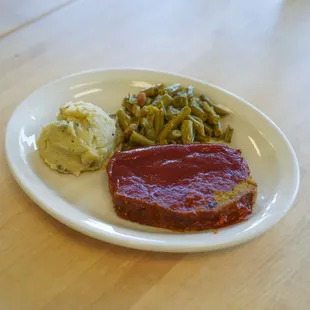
[132,103,140,118]
[117,109,130,130]
[213,122,223,137]
[123,123,138,140]
[120,83,235,147]
[151,95,162,106]
[146,97,153,105]
[146,112,155,126]
[161,93,174,107]
[142,86,156,97]
[140,106,150,117]
[158,88,168,96]
[171,96,182,109]
[129,131,155,146]
[186,85,194,97]
[121,143,131,151]
[124,103,133,114]
[204,123,214,136]
[141,83,163,97]
[164,83,183,95]
[200,101,220,124]
[181,120,194,144]
[176,90,187,97]
[224,125,234,143]
[159,106,191,141]
[140,117,157,141]
[172,94,188,108]
[167,105,181,114]
[216,133,226,141]
[123,93,137,105]
[191,115,203,123]
[187,115,205,136]
[165,105,180,121]
[158,101,167,115]
[195,134,210,143]
[155,109,165,136]
[207,107,220,125]
[190,102,208,121]
[189,97,200,105]
[168,129,182,140]
[148,105,160,113]
[200,100,213,114]
[200,95,229,115]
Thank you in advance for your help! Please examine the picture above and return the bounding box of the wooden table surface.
[1,1,309,309]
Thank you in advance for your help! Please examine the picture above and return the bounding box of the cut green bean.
[117,109,130,130]
[213,122,223,137]
[181,120,194,144]
[123,93,137,105]
[140,117,156,141]
[132,104,140,118]
[164,83,183,95]
[158,88,168,96]
[190,103,208,121]
[204,123,214,136]
[187,115,205,136]
[140,106,150,117]
[207,107,220,125]
[140,127,145,136]
[141,83,163,97]
[161,93,174,107]
[195,134,210,143]
[146,97,153,105]
[191,115,203,123]
[123,123,138,140]
[124,102,133,114]
[120,83,235,147]
[200,101,220,124]
[158,101,167,115]
[148,105,160,113]
[151,95,162,106]
[165,105,180,121]
[146,112,155,127]
[168,129,182,140]
[142,86,157,97]
[159,106,191,141]
[224,125,234,143]
[129,131,155,146]
[186,85,194,97]
[200,95,229,115]
[172,94,188,108]
[155,109,165,136]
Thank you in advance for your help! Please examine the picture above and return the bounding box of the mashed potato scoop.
[37,101,116,176]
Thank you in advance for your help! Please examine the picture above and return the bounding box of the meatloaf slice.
[106,144,257,231]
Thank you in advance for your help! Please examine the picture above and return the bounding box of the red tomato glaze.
[107,144,257,231]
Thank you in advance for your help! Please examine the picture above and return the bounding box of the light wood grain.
[0,0,309,309]
[0,0,76,38]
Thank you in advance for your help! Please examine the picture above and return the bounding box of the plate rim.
[5,67,300,253]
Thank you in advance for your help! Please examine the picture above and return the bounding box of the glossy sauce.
[107,144,250,212]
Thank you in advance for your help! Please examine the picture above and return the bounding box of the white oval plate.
[5,68,299,253]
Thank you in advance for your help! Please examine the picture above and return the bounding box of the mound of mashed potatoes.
[37,101,116,176]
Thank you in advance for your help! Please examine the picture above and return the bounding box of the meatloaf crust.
[107,144,257,231]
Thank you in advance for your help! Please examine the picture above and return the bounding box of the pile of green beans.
[116,83,234,149]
